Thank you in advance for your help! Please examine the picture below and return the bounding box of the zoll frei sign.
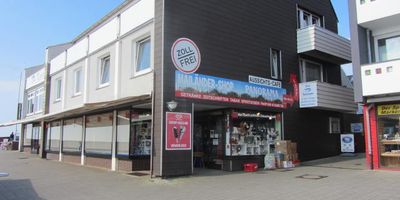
[171,38,201,74]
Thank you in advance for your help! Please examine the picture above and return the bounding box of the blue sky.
[0,0,350,137]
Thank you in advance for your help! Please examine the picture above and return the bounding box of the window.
[360,0,365,4]
[117,110,130,156]
[270,49,282,79]
[24,124,32,146]
[99,56,110,86]
[73,68,82,95]
[300,59,324,82]
[297,8,321,29]
[329,117,341,134]
[55,78,62,101]
[85,113,113,155]
[377,104,400,168]
[62,118,83,153]
[135,38,151,74]
[35,87,44,113]
[378,35,400,62]
[46,121,61,152]
[130,110,152,156]
[27,92,35,114]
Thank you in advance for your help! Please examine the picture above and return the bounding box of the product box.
[290,142,297,154]
[275,140,291,154]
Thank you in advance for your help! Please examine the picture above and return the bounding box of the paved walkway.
[1,151,400,200]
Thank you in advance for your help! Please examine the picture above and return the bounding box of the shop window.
[73,68,82,95]
[297,8,322,29]
[55,78,62,101]
[270,49,282,80]
[99,56,110,87]
[24,124,33,146]
[46,121,61,152]
[329,117,341,134]
[85,113,113,155]
[300,59,324,82]
[32,125,41,153]
[117,110,130,156]
[227,112,282,156]
[62,118,83,153]
[130,110,152,156]
[134,37,151,75]
[378,35,400,62]
[377,104,400,168]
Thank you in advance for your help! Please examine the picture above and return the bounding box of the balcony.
[361,59,400,97]
[297,25,351,65]
[356,0,400,30]
[299,81,357,113]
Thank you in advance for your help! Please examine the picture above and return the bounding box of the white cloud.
[0,80,20,93]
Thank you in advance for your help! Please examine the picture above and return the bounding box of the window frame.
[54,78,62,102]
[297,8,322,29]
[300,59,324,83]
[73,68,83,96]
[133,36,152,77]
[27,91,35,115]
[270,49,282,80]
[329,117,341,134]
[375,33,400,62]
[35,87,44,113]
[99,55,111,88]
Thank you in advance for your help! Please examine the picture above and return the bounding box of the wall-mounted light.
[166,100,178,112]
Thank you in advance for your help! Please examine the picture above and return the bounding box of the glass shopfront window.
[46,121,61,152]
[85,113,113,155]
[62,118,83,153]
[24,124,32,146]
[227,111,282,156]
[377,104,400,168]
[130,110,152,156]
[117,110,130,156]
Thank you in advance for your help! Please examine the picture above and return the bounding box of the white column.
[81,116,86,165]
[114,14,121,100]
[59,120,64,162]
[83,35,90,104]
[111,110,118,171]
[18,124,25,152]
[61,51,68,110]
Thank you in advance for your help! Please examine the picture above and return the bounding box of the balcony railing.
[299,81,357,113]
[297,25,351,65]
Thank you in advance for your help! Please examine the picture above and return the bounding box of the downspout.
[365,104,374,169]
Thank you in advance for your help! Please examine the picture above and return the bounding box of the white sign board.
[341,134,355,153]
[351,123,363,133]
[299,82,318,108]
[171,38,201,74]
[248,75,282,88]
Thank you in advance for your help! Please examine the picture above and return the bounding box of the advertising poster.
[175,70,288,109]
[351,123,363,133]
[299,82,318,108]
[166,112,192,150]
[341,134,355,153]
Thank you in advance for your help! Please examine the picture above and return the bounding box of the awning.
[0,94,151,127]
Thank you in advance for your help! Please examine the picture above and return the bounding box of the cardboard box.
[290,142,297,154]
[275,140,291,154]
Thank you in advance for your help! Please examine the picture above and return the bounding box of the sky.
[0,0,350,137]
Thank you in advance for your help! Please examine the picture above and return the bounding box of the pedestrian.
[9,132,14,141]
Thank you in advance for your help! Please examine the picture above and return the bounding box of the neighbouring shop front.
[22,123,42,154]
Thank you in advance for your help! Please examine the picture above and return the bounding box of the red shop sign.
[165,112,192,150]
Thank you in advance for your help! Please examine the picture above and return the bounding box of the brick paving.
[1,151,400,200]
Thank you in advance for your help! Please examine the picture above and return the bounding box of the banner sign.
[341,134,355,153]
[248,75,282,88]
[175,71,288,108]
[351,123,363,133]
[378,104,400,116]
[299,81,318,108]
[166,112,192,150]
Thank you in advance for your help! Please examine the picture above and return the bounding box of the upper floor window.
[99,56,110,87]
[35,87,44,113]
[378,35,400,62]
[135,37,151,74]
[300,59,324,82]
[55,78,62,101]
[297,8,322,29]
[27,92,35,114]
[270,49,282,79]
[73,68,82,95]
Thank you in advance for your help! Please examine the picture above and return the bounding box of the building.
[17,0,358,177]
[349,0,400,170]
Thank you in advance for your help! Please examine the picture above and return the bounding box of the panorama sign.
[171,38,201,74]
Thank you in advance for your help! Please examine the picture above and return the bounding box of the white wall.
[120,0,155,36]
[25,68,45,90]
[67,38,88,66]
[357,0,400,25]
[50,52,66,75]
[64,61,85,110]
[89,18,118,54]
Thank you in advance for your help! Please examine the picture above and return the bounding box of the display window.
[377,104,400,168]
[117,110,130,156]
[46,121,61,152]
[62,118,83,153]
[85,113,113,155]
[130,110,152,156]
[226,111,282,156]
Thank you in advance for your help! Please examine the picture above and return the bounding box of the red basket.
[243,163,258,172]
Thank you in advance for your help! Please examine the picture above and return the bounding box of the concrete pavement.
[1,151,400,200]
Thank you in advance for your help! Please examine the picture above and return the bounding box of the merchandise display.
[378,114,400,168]
[131,120,151,156]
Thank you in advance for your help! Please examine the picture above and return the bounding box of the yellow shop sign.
[378,104,400,115]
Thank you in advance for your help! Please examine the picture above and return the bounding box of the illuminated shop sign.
[378,104,400,115]
[175,70,289,108]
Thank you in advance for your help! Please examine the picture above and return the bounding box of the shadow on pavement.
[301,153,366,170]
[0,179,45,200]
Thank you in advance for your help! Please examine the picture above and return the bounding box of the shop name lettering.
[379,105,400,115]
[177,47,197,67]
[176,73,280,100]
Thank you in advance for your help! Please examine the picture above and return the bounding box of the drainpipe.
[365,104,374,169]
